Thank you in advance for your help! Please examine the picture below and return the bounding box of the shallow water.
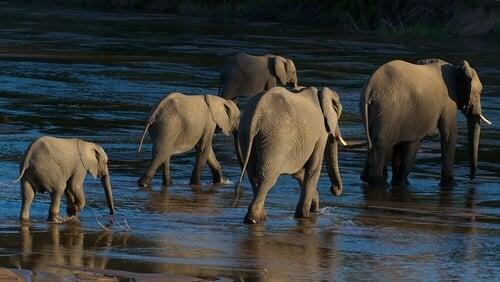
[0,4,499,280]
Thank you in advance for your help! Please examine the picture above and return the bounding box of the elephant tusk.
[337,135,348,146]
[479,114,492,125]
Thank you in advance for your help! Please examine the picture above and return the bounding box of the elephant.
[360,59,491,187]
[137,92,240,188]
[237,86,346,224]
[16,136,115,223]
[218,53,298,101]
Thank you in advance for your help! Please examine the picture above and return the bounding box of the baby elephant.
[237,86,346,224]
[17,136,115,223]
[137,92,240,188]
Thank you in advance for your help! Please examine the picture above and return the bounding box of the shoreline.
[9,0,500,39]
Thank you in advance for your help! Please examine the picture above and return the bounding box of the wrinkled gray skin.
[219,53,298,100]
[17,136,115,223]
[137,92,240,188]
[360,59,490,187]
[237,86,344,224]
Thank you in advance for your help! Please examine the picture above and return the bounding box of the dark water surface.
[0,4,499,280]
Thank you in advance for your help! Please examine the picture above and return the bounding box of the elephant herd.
[14,53,490,224]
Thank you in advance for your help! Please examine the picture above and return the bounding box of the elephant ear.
[457,60,474,111]
[460,60,483,115]
[274,56,287,86]
[79,140,99,178]
[319,87,344,141]
[205,95,239,136]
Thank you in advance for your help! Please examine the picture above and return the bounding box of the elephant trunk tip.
[330,185,343,196]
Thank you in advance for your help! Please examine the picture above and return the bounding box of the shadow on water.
[0,3,499,280]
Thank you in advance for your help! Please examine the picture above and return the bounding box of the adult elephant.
[218,53,298,100]
[16,136,115,223]
[360,59,491,187]
[237,86,346,224]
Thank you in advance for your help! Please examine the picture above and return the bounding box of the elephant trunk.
[233,131,243,169]
[467,116,481,179]
[101,174,115,215]
[325,135,343,196]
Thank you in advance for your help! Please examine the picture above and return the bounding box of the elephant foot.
[310,200,320,213]
[162,178,172,187]
[137,176,152,189]
[48,215,78,224]
[391,178,410,186]
[360,171,368,182]
[439,176,457,187]
[48,215,64,224]
[367,176,389,188]
[19,217,30,223]
[244,210,266,224]
[295,205,313,218]
[213,177,230,185]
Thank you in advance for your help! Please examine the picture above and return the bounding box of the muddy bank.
[14,0,500,38]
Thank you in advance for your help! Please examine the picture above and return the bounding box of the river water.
[0,4,499,280]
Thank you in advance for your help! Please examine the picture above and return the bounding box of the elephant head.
[456,61,491,179]
[318,87,345,196]
[205,95,240,135]
[274,56,298,87]
[79,141,115,215]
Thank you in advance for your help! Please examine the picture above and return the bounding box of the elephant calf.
[219,53,298,100]
[237,86,346,224]
[137,92,240,188]
[16,136,115,223]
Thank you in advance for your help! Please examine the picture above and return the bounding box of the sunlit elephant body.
[219,53,298,100]
[360,59,490,187]
[137,92,240,188]
[237,87,344,224]
[17,136,115,222]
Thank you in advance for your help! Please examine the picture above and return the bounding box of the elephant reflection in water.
[359,183,478,219]
[235,220,339,281]
[144,185,241,215]
[17,224,121,277]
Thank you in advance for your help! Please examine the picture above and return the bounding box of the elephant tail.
[14,144,34,182]
[137,122,151,153]
[235,127,256,194]
[361,91,373,149]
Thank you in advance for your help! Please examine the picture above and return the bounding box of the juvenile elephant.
[360,59,491,187]
[137,92,240,188]
[219,53,298,100]
[16,136,115,223]
[237,86,346,224]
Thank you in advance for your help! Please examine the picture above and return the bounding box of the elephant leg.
[311,189,320,213]
[162,159,172,187]
[20,180,35,222]
[367,144,391,187]
[397,141,421,186]
[65,189,77,217]
[190,146,210,186]
[390,143,403,185]
[66,179,85,217]
[294,169,319,212]
[138,152,168,188]
[360,156,369,182]
[296,143,323,218]
[438,115,457,187]
[244,174,279,224]
[48,189,64,223]
[206,146,224,184]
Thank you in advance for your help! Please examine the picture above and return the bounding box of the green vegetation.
[16,0,500,39]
